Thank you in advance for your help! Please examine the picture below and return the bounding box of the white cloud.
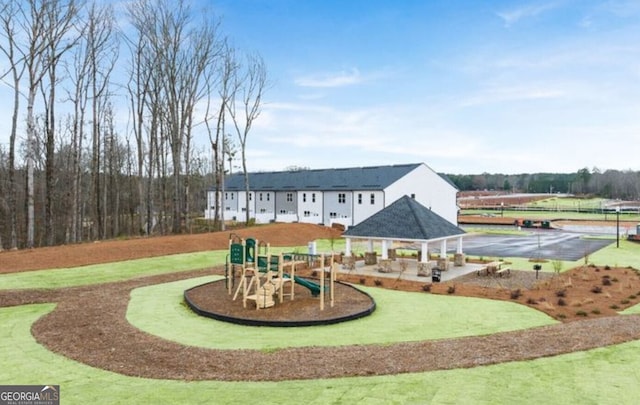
[294,68,365,88]
[496,2,561,27]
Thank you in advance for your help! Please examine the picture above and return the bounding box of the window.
[231,193,234,200]
[249,193,252,201]
[338,193,346,204]
[411,193,416,199]
[266,193,270,201]
[329,212,337,218]
[304,210,311,217]
[260,208,266,213]
[259,193,263,201]
[303,193,307,203]
[312,193,316,203]
[358,193,362,204]
[279,209,286,214]
[286,193,293,202]
[370,193,375,204]
[224,192,228,200]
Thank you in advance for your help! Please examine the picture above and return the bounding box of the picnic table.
[477,261,511,277]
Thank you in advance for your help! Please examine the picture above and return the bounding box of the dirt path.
[1,270,637,382]
[3,223,640,381]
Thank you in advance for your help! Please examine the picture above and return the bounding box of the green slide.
[281,274,322,296]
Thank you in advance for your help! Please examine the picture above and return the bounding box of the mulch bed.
[2,223,640,381]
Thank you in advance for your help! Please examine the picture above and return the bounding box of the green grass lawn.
[3,303,640,404]
[127,276,555,350]
[2,237,640,403]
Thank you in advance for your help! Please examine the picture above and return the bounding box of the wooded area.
[1,1,637,251]
[447,168,640,198]
[0,0,265,250]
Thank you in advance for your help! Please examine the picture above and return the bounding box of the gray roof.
[343,195,465,241]
[220,163,422,192]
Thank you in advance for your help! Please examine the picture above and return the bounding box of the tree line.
[446,168,640,199]
[0,0,265,250]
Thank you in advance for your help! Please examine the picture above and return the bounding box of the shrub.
[374,279,383,287]
[604,265,611,270]
[602,278,612,286]
[510,289,522,300]
[576,310,588,317]
[311,270,318,277]
[447,285,456,294]
[591,286,602,294]
[359,278,366,285]
[526,298,538,305]
[610,304,620,310]
[556,314,566,320]
[621,299,630,304]
[557,298,567,306]
[422,284,432,292]
[629,295,637,299]
[591,309,601,315]
[555,289,566,298]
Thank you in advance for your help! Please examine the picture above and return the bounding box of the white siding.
[384,164,458,225]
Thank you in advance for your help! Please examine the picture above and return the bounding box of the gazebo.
[342,195,467,272]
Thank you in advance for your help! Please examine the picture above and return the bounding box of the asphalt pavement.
[448,227,614,261]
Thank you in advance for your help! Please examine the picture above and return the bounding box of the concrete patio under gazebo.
[341,195,474,280]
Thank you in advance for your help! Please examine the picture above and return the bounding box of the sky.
[208,0,640,174]
[2,0,640,175]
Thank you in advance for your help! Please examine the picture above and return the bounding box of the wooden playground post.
[320,253,325,311]
[330,253,335,308]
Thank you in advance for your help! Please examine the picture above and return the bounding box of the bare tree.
[0,0,25,249]
[204,41,236,230]
[226,52,268,225]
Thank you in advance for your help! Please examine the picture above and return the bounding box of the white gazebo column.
[381,240,389,260]
[417,241,431,277]
[420,241,429,263]
[364,239,377,265]
[343,238,355,270]
[437,239,449,270]
[454,236,466,266]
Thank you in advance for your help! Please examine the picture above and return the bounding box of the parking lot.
[449,228,614,261]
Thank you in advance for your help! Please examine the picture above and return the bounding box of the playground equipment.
[226,235,336,310]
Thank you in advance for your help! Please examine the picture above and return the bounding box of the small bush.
[612,277,619,282]
[621,299,630,304]
[576,310,588,317]
[556,314,567,320]
[604,265,611,270]
[591,309,601,315]
[557,298,567,306]
[374,279,383,287]
[610,304,620,310]
[602,278,612,286]
[510,289,522,299]
[555,289,566,297]
[591,286,602,294]
[629,295,637,299]
[422,284,432,292]
[311,270,318,277]
[447,285,456,294]
[526,297,538,305]
[359,278,366,285]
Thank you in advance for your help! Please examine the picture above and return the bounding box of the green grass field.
[2,235,640,404]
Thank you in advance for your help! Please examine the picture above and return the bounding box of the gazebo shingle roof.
[343,195,465,241]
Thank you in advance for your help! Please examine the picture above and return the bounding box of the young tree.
[227,52,268,225]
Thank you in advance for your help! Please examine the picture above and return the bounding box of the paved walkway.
[336,258,484,283]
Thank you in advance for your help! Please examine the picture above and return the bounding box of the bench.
[495,267,511,277]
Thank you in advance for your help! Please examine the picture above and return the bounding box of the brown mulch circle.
[2,222,640,381]
[185,278,375,325]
